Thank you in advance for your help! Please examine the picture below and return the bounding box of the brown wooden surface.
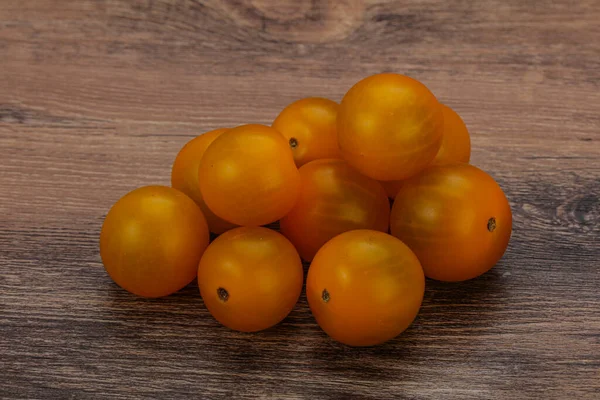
[1,1,599,399]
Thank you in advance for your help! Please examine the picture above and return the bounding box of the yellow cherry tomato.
[381,104,472,198]
[280,159,390,261]
[198,227,303,332]
[390,164,512,281]
[272,97,341,167]
[338,73,444,181]
[100,186,210,298]
[171,128,237,234]
[307,230,425,346]
[198,124,301,226]
[432,104,471,166]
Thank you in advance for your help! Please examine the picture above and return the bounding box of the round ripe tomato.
[307,230,425,347]
[198,124,301,227]
[338,73,444,181]
[380,103,471,199]
[272,97,340,167]
[171,128,237,234]
[280,159,390,261]
[433,104,471,165]
[100,186,210,298]
[390,164,512,282]
[198,227,303,332]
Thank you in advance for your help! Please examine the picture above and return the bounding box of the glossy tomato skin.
[307,230,425,347]
[100,186,210,298]
[272,97,341,167]
[171,128,237,234]
[432,104,471,166]
[280,159,390,261]
[390,164,512,282]
[338,73,444,181]
[381,104,471,199]
[198,227,303,332]
[198,124,301,227]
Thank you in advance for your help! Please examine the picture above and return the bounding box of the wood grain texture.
[1,0,599,398]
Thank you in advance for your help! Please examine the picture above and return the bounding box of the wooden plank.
[1,1,599,398]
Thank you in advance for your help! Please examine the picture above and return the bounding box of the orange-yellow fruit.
[381,104,472,199]
[198,124,301,226]
[100,186,210,298]
[390,164,512,282]
[171,128,237,234]
[338,73,444,181]
[307,230,425,346]
[272,97,341,167]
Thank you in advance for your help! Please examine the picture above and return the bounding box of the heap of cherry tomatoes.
[100,73,512,347]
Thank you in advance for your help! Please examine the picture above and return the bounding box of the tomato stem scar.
[487,217,497,232]
[322,289,330,303]
[289,137,298,149]
[217,287,229,302]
